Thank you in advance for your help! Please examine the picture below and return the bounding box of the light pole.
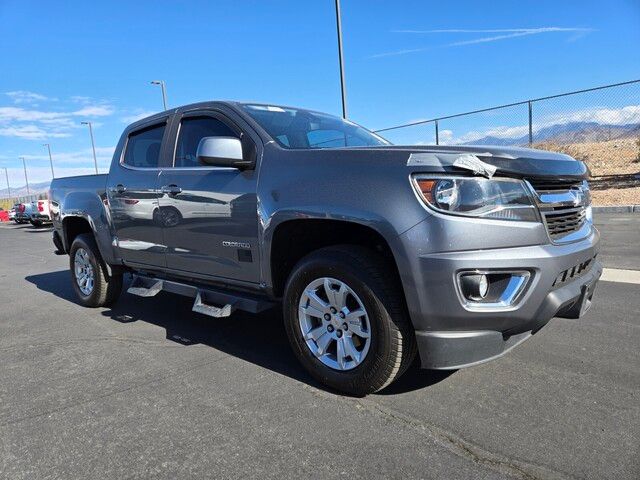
[43,143,55,178]
[150,80,168,110]
[20,157,30,195]
[3,167,10,198]
[335,0,347,119]
[81,121,99,174]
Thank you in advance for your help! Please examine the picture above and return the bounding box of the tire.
[32,220,42,228]
[283,245,416,396]
[69,233,123,307]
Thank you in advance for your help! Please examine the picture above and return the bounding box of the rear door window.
[123,124,165,168]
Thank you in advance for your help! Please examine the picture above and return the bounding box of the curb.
[592,205,640,213]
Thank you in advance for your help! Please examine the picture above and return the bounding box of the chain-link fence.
[376,79,640,205]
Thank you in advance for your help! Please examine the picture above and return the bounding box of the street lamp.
[20,157,30,195]
[150,80,168,110]
[335,0,347,119]
[3,167,10,198]
[42,143,55,178]
[80,121,99,174]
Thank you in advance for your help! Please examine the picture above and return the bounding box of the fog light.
[457,271,531,310]
[460,274,489,301]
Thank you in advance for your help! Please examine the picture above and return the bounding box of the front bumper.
[416,262,601,369]
[401,226,601,369]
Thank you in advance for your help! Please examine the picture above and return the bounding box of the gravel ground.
[0,217,638,479]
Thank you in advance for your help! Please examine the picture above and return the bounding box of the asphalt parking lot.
[0,214,638,479]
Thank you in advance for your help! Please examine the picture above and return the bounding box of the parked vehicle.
[29,199,52,227]
[0,208,8,222]
[8,208,16,221]
[49,102,601,395]
[14,203,33,224]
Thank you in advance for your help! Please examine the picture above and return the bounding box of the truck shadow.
[25,270,454,396]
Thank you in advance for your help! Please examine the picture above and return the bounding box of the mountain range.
[463,122,640,146]
[0,180,51,199]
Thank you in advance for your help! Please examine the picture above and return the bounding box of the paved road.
[0,217,638,479]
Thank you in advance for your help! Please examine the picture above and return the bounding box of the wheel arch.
[266,216,405,300]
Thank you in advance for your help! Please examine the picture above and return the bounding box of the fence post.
[435,120,439,145]
[528,101,533,146]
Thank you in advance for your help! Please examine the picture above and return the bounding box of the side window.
[123,124,165,168]
[175,116,237,167]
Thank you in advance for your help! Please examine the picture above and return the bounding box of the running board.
[192,292,234,318]
[126,274,275,317]
[127,276,164,297]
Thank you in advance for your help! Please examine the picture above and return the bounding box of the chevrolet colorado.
[50,101,601,395]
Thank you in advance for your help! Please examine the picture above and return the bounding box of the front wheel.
[69,234,123,307]
[283,246,416,396]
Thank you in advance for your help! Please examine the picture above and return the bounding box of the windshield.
[240,104,390,149]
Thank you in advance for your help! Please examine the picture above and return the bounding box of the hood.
[330,144,589,179]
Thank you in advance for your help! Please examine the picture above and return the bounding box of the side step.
[127,276,164,297]
[192,292,234,318]
[126,274,275,318]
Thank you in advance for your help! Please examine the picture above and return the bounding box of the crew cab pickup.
[50,101,601,395]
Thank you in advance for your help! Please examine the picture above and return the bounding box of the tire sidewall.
[69,236,102,307]
[284,252,395,394]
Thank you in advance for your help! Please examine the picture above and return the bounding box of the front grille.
[527,179,582,192]
[527,178,589,242]
[544,208,587,239]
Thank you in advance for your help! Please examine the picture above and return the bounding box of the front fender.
[259,205,408,290]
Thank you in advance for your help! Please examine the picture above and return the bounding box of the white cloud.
[69,95,92,104]
[73,105,115,117]
[0,125,71,140]
[5,90,51,104]
[372,27,594,58]
[0,102,115,140]
[438,129,454,144]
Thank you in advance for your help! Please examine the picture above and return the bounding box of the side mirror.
[196,136,253,169]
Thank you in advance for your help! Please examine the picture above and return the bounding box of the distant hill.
[464,122,640,146]
[0,180,51,199]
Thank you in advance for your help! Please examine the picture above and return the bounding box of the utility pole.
[335,0,347,119]
[151,80,168,110]
[43,143,55,178]
[81,121,99,174]
[20,157,30,195]
[3,167,10,198]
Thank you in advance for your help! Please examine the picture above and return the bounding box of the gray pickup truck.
[50,101,601,395]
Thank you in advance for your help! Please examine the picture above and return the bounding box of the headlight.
[412,175,539,222]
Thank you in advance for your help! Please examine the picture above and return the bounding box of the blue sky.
[1,0,639,187]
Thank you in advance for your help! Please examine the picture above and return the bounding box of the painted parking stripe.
[601,268,640,284]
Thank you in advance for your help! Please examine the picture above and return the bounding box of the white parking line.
[601,268,640,284]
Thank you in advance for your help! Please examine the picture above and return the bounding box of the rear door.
[158,109,261,284]
[107,118,171,267]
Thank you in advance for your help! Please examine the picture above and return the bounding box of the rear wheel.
[69,234,122,307]
[283,245,416,396]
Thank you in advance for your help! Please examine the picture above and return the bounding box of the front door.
[158,112,260,283]
[107,120,168,268]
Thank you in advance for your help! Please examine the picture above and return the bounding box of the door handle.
[161,184,182,195]
[109,184,126,194]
